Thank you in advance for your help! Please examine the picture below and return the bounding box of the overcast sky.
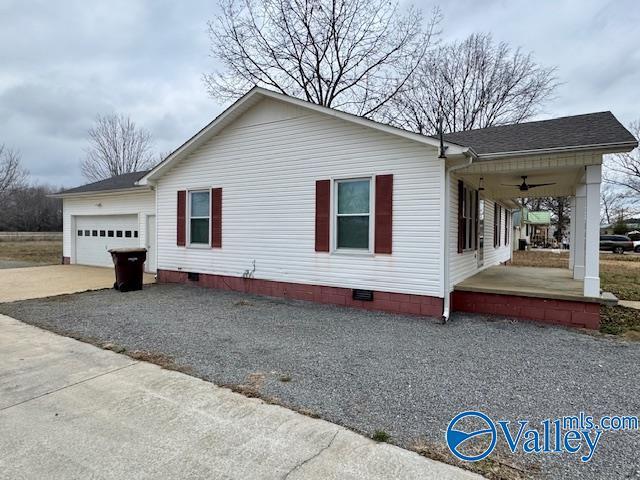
[1,0,638,187]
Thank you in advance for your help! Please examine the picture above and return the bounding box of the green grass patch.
[372,430,390,442]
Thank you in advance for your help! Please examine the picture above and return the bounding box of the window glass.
[84,230,90,236]
[337,216,369,249]
[100,230,105,237]
[134,231,138,238]
[92,230,98,237]
[337,180,369,214]
[125,231,132,238]
[78,230,83,236]
[191,191,210,217]
[116,231,123,238]
[108,230,114,237]
[190,190,210,244]
[336,179,370,249]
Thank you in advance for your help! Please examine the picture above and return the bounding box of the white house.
[54,87,637,329]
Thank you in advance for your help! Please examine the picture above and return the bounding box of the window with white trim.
[335,178,371,250]
[461,184,476,251]
[189,190,210,245]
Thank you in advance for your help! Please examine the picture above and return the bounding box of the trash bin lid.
[108,248,147,253]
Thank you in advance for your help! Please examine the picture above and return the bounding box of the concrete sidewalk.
[0,315,478,480]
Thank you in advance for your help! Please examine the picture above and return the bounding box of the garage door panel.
[75,215,139,267]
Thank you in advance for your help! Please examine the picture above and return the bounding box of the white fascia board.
[49,186,152,199]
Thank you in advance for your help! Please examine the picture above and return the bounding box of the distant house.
[600,219,640,235]
[52,87,637,329]
[512,209,553,249]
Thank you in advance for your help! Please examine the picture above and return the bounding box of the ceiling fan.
[501,175,556,192]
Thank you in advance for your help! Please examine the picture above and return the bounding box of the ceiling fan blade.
[528,182,556,188]
[500,184,522,187]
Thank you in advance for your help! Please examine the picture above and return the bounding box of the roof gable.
[139,87,470,184]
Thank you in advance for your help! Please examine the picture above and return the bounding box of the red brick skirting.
[452,290,600,330]
[157,269,443,317]
[62,256,70,265]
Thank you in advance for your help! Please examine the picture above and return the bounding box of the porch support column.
[573,185,586,280]
[569,196,576,270]
[583,164,602,297]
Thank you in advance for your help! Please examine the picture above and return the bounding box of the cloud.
[1,0,639,187]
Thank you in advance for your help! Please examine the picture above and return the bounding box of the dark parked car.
[600,235,634,254]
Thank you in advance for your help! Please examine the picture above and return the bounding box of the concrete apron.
[0,315,478,480]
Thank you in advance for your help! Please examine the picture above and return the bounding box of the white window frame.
[188,189,210,247]
[461,183,476,252]
[332,176,374,254]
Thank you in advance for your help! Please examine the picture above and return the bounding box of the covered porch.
[455,149,605,299]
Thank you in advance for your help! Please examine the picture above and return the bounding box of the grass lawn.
[0,240,62,265]
[512,250,640,338]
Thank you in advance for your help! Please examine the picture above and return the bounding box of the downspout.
[441,154,473,324]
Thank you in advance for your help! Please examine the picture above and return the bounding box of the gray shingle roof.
[59,170,150,195]
[442,111,637,156]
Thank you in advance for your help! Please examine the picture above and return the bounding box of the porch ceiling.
[454,150,602,200]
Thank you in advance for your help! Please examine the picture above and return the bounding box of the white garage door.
[75,215,139,267]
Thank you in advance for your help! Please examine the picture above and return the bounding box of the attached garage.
[75,215,140,267]
[54,171,157,273]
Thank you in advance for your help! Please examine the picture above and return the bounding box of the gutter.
[475,140,638,160]
[48,186,152,199]
[441,154,474,324]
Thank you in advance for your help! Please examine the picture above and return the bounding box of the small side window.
[78,230,83,236]
[84,230,90,236]
[108,230,114,237]
[92,230,98,237]
[116,231,123,238]
[125,231,132,238]
[100,230,106,237]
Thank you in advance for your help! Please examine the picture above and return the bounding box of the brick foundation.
[451,290,600,330]
[62,256,70,265]
[157,269,443,317]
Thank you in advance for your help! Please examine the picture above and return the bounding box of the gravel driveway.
[1,284,638,479]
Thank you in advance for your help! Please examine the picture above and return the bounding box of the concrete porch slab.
[455,265,604,303]
[0,265,155,303]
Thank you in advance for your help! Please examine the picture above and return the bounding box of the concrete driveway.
[0,264,155,303]
[0,315,477,480]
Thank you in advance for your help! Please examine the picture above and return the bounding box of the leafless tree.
[606,119,640,200]
[205,0,441,116]
[387,33,558,134]
[600,183,629,224]
[0,144,28,198]
[82,114,155,182]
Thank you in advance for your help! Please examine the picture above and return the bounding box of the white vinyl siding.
[62,190,156,269]
[449,174,512,288]
[156,98,445,297]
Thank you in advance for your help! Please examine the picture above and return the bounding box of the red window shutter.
[211,188,222,248]
[177,190,186,246]
[315,180,330,252]
[474,190,479,250]
[375,174,393,254]
[457,180,464,254]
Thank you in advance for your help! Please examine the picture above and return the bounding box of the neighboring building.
[600,219,640,235]
[512,209,553,249]
[54,87,637,329]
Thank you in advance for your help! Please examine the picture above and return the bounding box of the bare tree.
[0,144,28,197]
[387,33,557,134]
[82,114,155,182]
[607,119,640,199]
[600,183,629,225]
[205,0,441,116]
